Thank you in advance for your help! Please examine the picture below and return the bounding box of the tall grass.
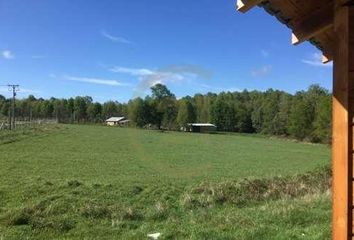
[182,166,331,208]
[0,166,331,239]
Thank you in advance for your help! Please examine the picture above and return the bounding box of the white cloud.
[302,52,333,67]
[0,86,40,95]
[0,86,11,93]
[110,65,212,97]
[101,30,133,44]
[110,66,155,76]
[19,88,42,94]
[110,66,193,88]
[198,83,242,93]
[111,66,188,87]
[63,75,130,87]
[111,65,211,84]
[251,65,272,77]
[261,49,269,58]
[198,83,213,89]
[2,50,15,59]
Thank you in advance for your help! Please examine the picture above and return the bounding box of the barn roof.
[105,117,125,122]
[236,0,336,63]
[188,123,217,127]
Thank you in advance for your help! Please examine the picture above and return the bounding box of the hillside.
[0,125,331,239]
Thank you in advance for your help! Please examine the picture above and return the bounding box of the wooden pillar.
[332,1,354,239]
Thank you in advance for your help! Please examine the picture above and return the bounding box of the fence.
[0,119,58,131]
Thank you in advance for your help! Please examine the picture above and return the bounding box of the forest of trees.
[0,83,332,144]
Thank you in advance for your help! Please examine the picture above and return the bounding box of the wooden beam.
[236,0,263,13]
[291,2,334,45]
[322,54,332,64]
[323,47,334,63]
[332,1,354,239]
[323,42,335,64]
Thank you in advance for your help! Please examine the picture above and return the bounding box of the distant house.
[105,117,130,126]
[187,123,217,133]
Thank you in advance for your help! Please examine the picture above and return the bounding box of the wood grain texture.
[332,1,354,239]
[291,1,334,45]
[261,0,335,61]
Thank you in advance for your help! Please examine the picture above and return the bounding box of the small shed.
[105,117,126,126]
[118,119,131,126]
[187,123,217,133]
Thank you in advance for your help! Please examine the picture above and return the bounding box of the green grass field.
[0,125,331,239]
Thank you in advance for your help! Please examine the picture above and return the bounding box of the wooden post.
[332,1,354,239]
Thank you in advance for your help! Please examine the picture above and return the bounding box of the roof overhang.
[236,0,340,63]
[188,123,217,127]
[105,117,125,122]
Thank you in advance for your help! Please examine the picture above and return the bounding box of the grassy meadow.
[0,125,331,239]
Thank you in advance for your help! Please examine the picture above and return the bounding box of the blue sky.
[0,0,332,102]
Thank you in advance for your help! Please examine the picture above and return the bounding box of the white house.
[105,117,129,126]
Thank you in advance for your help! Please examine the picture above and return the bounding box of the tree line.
[0,83,331,143]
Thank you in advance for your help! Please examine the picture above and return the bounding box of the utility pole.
[7,85,19,130]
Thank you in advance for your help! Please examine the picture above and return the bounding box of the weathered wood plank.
[291,2,334,45]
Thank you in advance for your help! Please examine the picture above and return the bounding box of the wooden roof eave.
[236,0,335,64]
